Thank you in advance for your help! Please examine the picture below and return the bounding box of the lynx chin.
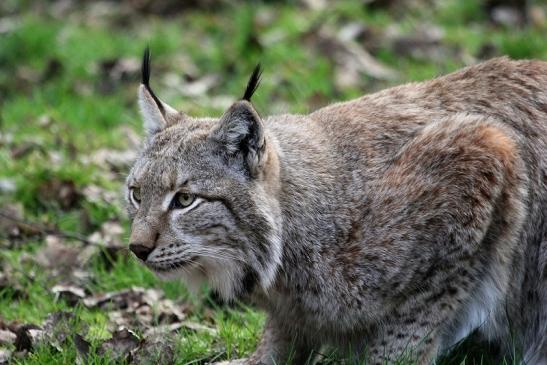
[126,49,546,365]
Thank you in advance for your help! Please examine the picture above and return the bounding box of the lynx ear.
[211,100,266,177]
[138,48,179,135]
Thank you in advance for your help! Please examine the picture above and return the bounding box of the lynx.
[126,49,546,365]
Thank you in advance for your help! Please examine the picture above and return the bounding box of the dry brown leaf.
[41,58,63,82]
[304,25,397,89]
[155,298,187,323]
[82,286,191,333]
[0,267,26,300]
[165,72,220,98]
[37,178,81,210]
[98,328,141,362]
[96,56,140,93]
[100,57,140,82]
[213,359,248,365]
[529,5,546,27]
[0,203,42,240]
[131,336,175,365]
[0,179,16,195]
[0,349,11,364]
[81,185,119,206]
[178,320,217,335]
[143,322,185,338]
[74,334,91,365]
[14,324,42,352]
[34,235,82,269]
[51,285,87,306]
[0,329,16,346]
[490,5,526,27]
[85,148,137,172]
[10,312,81,359]
[388,24,453,62]
[41,312,78,352]
[108,310,139,329]
[83,287,162,310]
[87,220,125,248]
[0,16,18,35]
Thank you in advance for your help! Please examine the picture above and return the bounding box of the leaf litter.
[0,215,214,364]
[1,280,213,364]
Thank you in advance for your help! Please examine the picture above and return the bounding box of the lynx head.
[126,48,282,301]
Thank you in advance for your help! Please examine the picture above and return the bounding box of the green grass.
[1,0,545,363]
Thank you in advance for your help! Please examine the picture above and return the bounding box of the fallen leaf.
[390,24,451,62]
[82,286,191,333]
[477,42,499,60]
[213,359,248,365]
[51,285,87,306]
[9,138,45,160]
[83,220,128,271]
[40,58,63,82]
[81,185,119,206]
[131,336,175,365]
[34,235,82,271]
[98,328,141,362]
[155,298,187,324]
[299,0,327,10]
[124,0,221,15]
[165,72,220,98]
[0,269,26,299]
[41,312,77,352]
[85,148,137,172]
[529,5,546,27]
[88,220,125,248]
[37,114,53,128]
[0,16,18,35]
[362,0,398,10]
[0,179,16,195]
[0,349,11,364]
[490,5,526,27]
[14,324,42,352]
[96,57,140,93]
[74,334,91,365]
[304,25,397,89]
[0,329,16,345]
[143,322,185,338]
[83,287,162,310]
[0,203,30,240]
[37,178,81,210]
[178,320,217,335]
[16,65,41,84]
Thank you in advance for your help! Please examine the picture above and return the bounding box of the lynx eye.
[130,187,141,206]
[170,192,195,209]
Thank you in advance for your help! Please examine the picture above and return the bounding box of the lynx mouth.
[146,256,198,273]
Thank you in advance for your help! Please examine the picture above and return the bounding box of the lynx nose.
[129,243,153,261]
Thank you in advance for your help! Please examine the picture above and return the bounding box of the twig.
[0,210,102,247]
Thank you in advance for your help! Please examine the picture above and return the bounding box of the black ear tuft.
[141,47,164,113]
[142,47,151,86]
[242,64,262,101]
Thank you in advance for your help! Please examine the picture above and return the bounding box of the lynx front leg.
[246,317,315,365]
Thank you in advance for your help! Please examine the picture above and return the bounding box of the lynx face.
[126,51,281,301]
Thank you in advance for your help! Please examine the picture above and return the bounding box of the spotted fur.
[126,57,547,364]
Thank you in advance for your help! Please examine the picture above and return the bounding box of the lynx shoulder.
[126,53,547,365]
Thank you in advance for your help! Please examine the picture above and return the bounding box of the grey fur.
[126,57,547,364]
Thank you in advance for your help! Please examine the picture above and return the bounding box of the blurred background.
[0,0,546,364]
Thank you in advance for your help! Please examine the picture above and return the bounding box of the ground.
[0,0,546,364]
